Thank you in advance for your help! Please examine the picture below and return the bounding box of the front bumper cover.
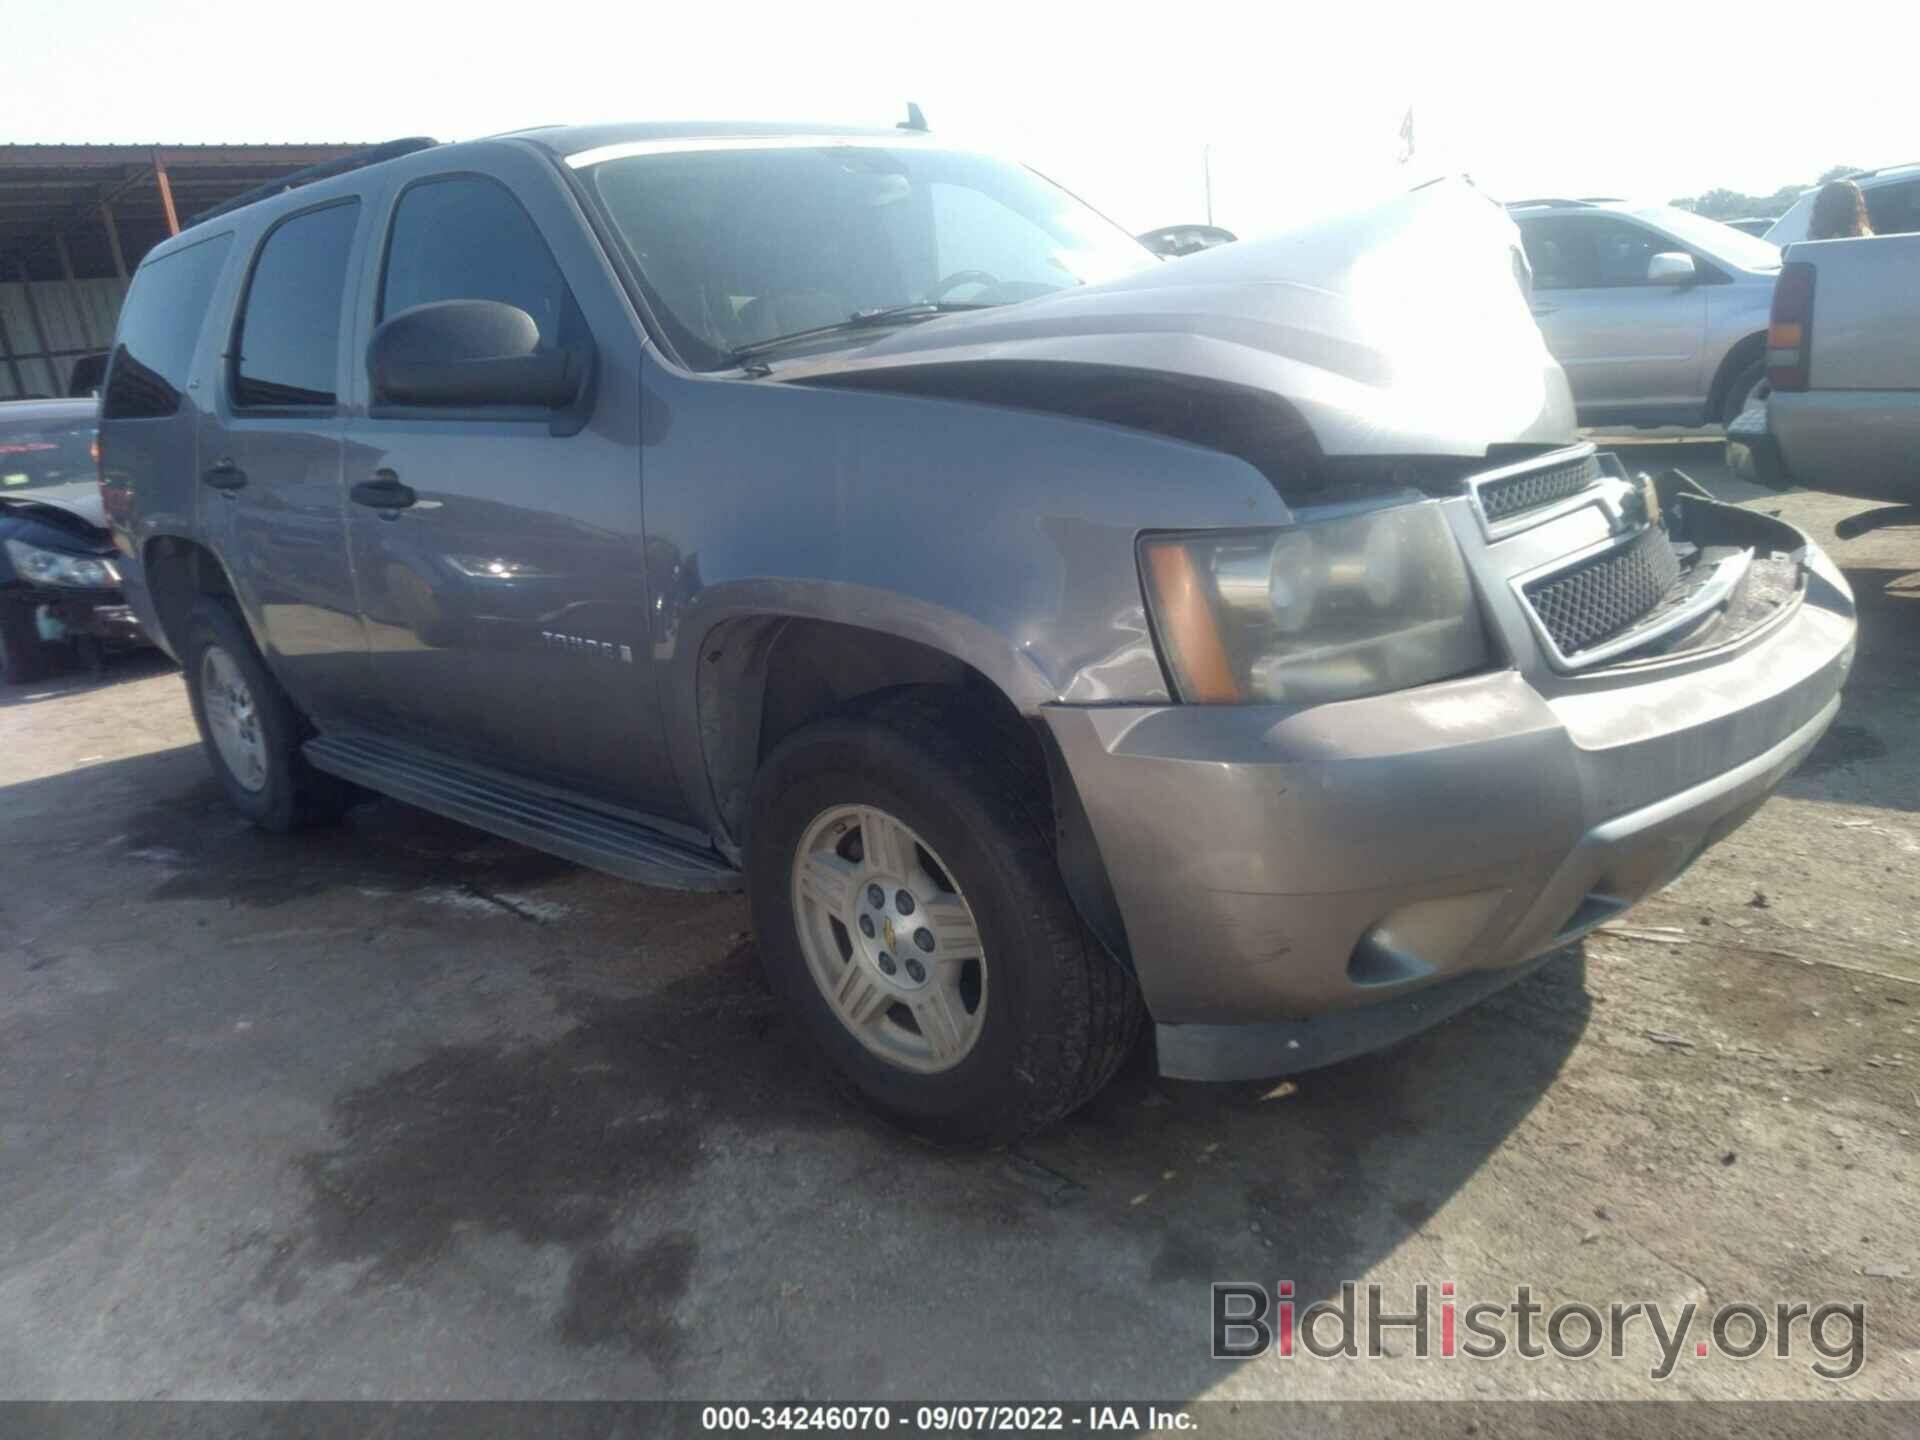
[2,584,147,647]
[1044,501,1855,1081]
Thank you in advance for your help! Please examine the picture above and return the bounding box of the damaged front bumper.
[8,588,147,648]
[1044,452,1855,1081]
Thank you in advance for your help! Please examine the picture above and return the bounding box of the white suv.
[1765,163,1920,247]
[1508,198,1783,430]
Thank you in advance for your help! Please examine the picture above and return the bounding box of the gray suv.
[101,124,1855,1141]
[1509,199,1783,429]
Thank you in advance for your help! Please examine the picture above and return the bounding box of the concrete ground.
[1,441,1916,1402]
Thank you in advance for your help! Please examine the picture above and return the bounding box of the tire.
[180,596,347,830]
[1720,360,1767,428]
[0,601,60,684]
[747,687,1143,1144]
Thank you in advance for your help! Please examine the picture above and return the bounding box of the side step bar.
[304,732,742,892]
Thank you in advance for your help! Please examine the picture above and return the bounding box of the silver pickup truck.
[1734,233,1920,504]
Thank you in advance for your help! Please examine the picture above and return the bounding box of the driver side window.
[1523,217,1673,291]
[380,175,584,351]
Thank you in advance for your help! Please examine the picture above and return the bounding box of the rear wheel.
[747,688,1143,1144]
[180,597,347,830]
[0,601,60,684]
[1721,359,1767,427]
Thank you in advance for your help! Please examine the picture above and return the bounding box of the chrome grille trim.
[1511,526,1753,673]
[1466,442,1601,539]
[1528,526,1682,655]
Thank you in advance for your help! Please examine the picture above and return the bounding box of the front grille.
[1525,526,1683,657]
[1477,453,1600,522]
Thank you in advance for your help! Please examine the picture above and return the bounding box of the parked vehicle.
[66,353,110,397]
[1507,198,1782,429]
[0,398,146,681]
[1137,223,1237,257]
[101,126,1854,1141]
[1730,233,1920,504]
[1723,218,1777,238]
[1765,163,1920,247]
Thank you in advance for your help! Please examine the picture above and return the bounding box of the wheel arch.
[141,533,245,660]
[1707,330,1768,422]
[686,607,1134,969]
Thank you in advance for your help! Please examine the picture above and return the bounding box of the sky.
[10,0,1907,238]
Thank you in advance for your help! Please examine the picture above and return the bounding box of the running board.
[303,732,741,892]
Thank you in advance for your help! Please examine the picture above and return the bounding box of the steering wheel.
[930,269,999,301]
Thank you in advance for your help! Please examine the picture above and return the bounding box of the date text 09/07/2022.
[699,1405,1197,1431]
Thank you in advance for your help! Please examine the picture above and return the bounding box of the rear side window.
[379,176,581,349]
[233,201,361,408]
[1865,180,1920,236]
[102,232,234,420]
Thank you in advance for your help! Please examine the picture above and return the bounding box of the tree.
[1668,167,1857,221]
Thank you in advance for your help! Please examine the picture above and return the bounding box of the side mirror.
[368,299,588,410]
[1646,251,1698,285]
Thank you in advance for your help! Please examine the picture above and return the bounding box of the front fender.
[640,364,1294,836]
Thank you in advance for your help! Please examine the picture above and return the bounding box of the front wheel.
[0,601,59,684]
[747,690,1143,1144]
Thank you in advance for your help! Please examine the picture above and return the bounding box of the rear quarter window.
[1866,179,1920,236]
[103,231,235,420]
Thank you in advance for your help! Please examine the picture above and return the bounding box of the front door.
[198,198,366,722]
[340,170,675,816]
[1518,214,1708,419]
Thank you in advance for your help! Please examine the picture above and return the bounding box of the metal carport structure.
[0,143,365,398]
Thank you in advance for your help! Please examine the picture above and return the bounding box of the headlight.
[4,537,119,589]
[1140,501,1489,705]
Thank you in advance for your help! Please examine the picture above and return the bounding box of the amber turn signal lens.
[1143,542,1243,703]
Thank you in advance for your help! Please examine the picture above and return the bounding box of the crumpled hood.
[777,177,1575,461]
[0,480,109,537]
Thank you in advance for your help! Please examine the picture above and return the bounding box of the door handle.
[350,470,417,511]
[202,460,248,491]
[1531,304,1558,317]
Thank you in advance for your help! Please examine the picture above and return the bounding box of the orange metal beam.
[152,150,179,236]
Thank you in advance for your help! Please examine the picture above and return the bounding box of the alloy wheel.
[790,804,988,1073]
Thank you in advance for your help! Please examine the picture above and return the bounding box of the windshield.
[0,417,95,493]
[584,142,1156,370]
[1642,205,1783,271]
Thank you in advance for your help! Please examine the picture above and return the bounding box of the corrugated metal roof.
[0,142,368,282]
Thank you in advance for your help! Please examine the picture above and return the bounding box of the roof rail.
[1848,160,1920,180]
[1503,197,1594,210]
[186,137,439,227]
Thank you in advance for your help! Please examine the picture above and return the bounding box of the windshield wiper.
[727,300,994,369]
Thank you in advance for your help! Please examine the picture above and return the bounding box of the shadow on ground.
[260,942,1590,1392]
[0,647,174,709]
[2,738,1591,1393]
[1780,563,1919,809]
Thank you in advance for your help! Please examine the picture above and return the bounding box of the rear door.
[339,164,674,815]
[1517,214,1709,419]
[198,199,367,720]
